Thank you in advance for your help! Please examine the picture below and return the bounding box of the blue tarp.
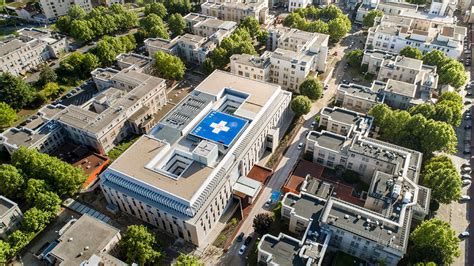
[271,191,281,202]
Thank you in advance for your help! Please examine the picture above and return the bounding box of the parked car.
[244,235,253,246]
[465,100,472,105]
[465,125,472,130]
[462,180,472,186]
[264,197,272,208]
[462,166,472,173]
[460,195,471,201]
[311,121,317,127]
[461,174,471,180]
[467,92,473,97]
[298,142,304,150]
[236,232,244,242]
[463,148,471,155]
[238,244,247,255]
[465,114,472,120]
[324,85,329,90]
[342,79,350,85]
[459,231,470,239]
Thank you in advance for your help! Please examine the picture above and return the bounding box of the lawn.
[332,251,367,266]
[107,134,141,161]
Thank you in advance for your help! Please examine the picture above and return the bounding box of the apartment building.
[200,0,269,24]
[336,81,386,113]
[0,196,23,239]
[100,70,293,247]
[294,129,430,265]
[39,0,123,21]
[365,15,467,58]
[145,15,236,65]
[287,0,312,12]
[0,28,67,76]
[44,214,123,265]
[230,52,272,82]
[116,52,154,74]
[0,64,167,155]
[230,26,329,92]
[319,107,374,137]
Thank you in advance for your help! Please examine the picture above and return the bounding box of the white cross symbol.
[210,121,230,134]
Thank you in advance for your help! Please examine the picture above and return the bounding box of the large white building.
[365,15,467,58]
[99,70,293,247]
[230,26,329,92]
[39,0,123,21]
[0,28,67,76]
[0,196,23,239]
[287,0,312,12]
[200,0,269,24]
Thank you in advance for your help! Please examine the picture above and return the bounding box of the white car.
[462,174,471,180]
[297,142,303,150]
[460,195,471,201]
[460,231,470,239]
[462,166,472,173]
[462,180,472,186]
[238,244,247,255]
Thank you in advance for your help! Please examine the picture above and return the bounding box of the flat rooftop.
[49,215,119,265]
[385,79,417,97]
[322,107,361,124]
[393,56,422,70]
[260,235,305,266]
[0,196,15,216]
[338,83,384,102]
[108,136,213,201]
[283,193,326,220]
[307,131,346,151]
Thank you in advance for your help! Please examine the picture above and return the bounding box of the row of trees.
[399,48,467,88]
[56,4,138,42]
[0,148,87,261]
[93,35,137,66]
[144,0,191,16]
[204,27,257,72]
[368,103,457,155]
[409,91,463,127]
[422,155,462,204]
[283,5,351,43]
[362,10,384,28]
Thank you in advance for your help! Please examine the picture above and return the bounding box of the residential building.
[38,0,124,21]
[116,52,154,74]
[296,130,431,265]
[0,66,167,155]
[0,28,67,76]
[0,196,23,239]
[319,107,374,137]
[44,214,123,265]
[230,52,272,82]
[100,70,293,247]
[145,16,236,65]
[287,0,311,12]
[230,26,329,92]
[336,81,386,113]
[365,15,467,58]
[15,3,48,23]
[200,0,269,24]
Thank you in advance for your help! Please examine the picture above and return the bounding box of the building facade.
[0,196,23,239]
[0,28,67,76]
[200,0,269,24]
[100,70,293,247]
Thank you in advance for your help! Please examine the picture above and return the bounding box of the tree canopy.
[362,10,383,28]
[169,13,186,36]
[57,52,100,80]
[283,5,350,43]
[0,164,25,199]
[0,102,17,128]
[346,49,363,67]
[21,207,51,233]
[144,2,167,17]
[409,219,460,265]
[57,4,138,42]
[369,104,457,155]
[399,46,423,60]
[93,35,136,66]
[422,50,467,88]
[291,96,312,117]
[253,213,274,235]
[0,240,10,264]
[0,73,36,110]
[119,225,162,265]
[409,91,463,127]
[299,78,323,100]
[38,65,57,86]
[154,51,186,80]
[422,155,462,204]
[174,254,204,266]
[139,14,169,39]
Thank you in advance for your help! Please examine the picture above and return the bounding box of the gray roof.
[322,107,360,124]
[0,196,16,217]
[338,82,385,102]
[384,79,417,98]
[284,193,326,220]
[259,235,305,266]
[49,214,120,265]
[307,131,347,151]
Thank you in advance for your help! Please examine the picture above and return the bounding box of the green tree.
[413,262,437,266]
[283,12,305,28]
[174,254,204,266]
[144,2,167,17]
[422,155,462,204]
[24,178,48,204]
[12,147,87,197]
[141,14,169,39]
[0,240,11,264]
[33,191,61,214]
[70,20,94,42]
[362,10,383,27]
[239,17,261,38]
[410,219,460,265]
[7,230,33,255]
[409,103,436,119]
[38,65,57,86]
[256,30,269,44]
[56,16,72,33]
[407,0,426,4]
[169,13,186,36]
[21,207,51,233]
[305,20,329,34]
[253,213,274,235]
[81,53,100,74]
[0,73,36,110]
[438,60,467,89]
[0,102,17,128]
[423,50,448,68]
[291,96,311,117]
[420,119,457,154]
[346,49,363,67]
[154,51,186,80]
[40,82,61,100]
[0,164,25,199]
[399,46,423,60]
[299,78,323,100]
[119,225,161,265]
[68,4,86,19]
[328,17,349,43]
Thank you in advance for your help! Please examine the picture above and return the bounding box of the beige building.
[0,28,67,76]
[39,0,123,21]
[200,0,269,24]
[319,107,374,137]
[365,15,467,58]
[1,64,167,155]
[100,70,293,247]
[230,26,329,92]
[45,214,123,265]
[0,196,23,239]
[336,81,386,113]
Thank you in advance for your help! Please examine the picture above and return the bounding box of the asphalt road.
[468,22,474,266]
